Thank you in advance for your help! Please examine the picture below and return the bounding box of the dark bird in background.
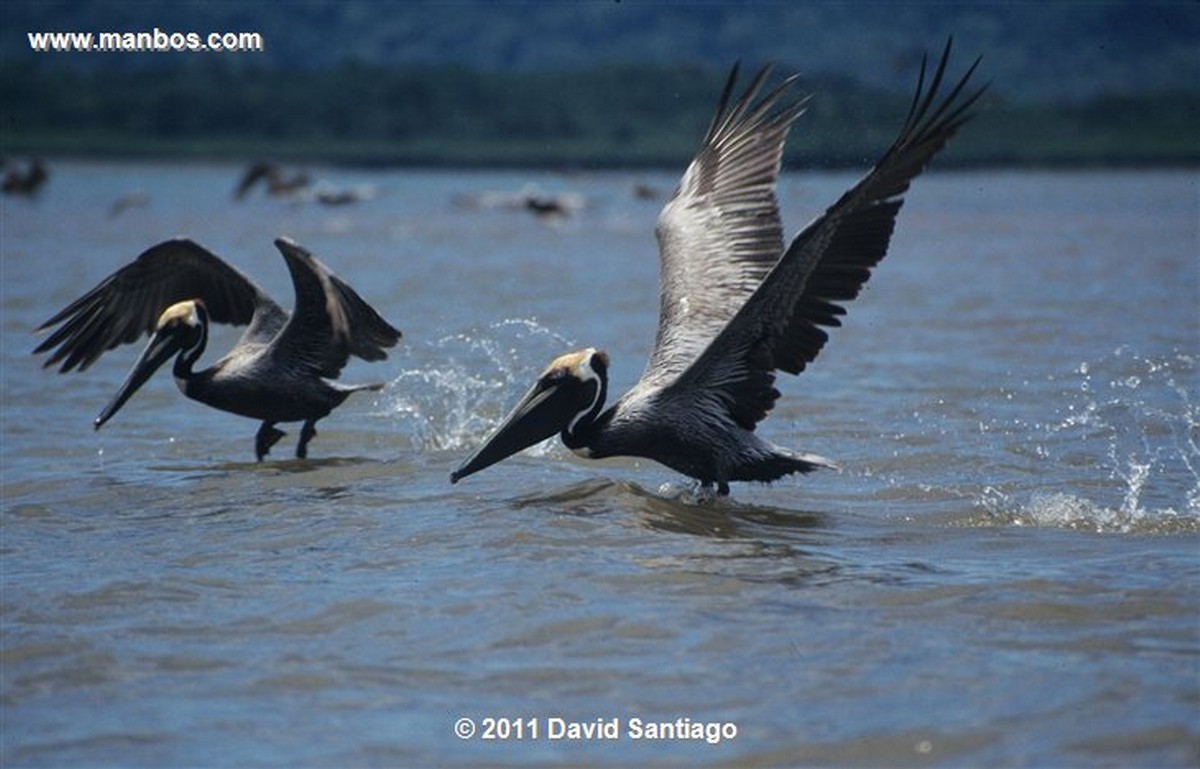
[108,191,150,219]
[233,160,312,200]
[522,192,579,218]
[312,182,379,207]
[3,158,49,197]
[233,160,376,206]
[631,182,661,201]
[34,237,402,460]
[453,184,586,219]
[452,40,985,495]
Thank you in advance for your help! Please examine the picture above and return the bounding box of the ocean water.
[2,162,1197,767]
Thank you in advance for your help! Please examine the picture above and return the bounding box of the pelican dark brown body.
[34,237,401,460]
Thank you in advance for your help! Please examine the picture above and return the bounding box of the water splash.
[380,318,573,453]
[656,480,722,505]
[982,347,1199,533]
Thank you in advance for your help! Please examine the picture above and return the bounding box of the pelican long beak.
[94,328,182,430]
[450,379,580,484]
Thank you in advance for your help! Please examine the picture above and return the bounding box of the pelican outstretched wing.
[233,160,274,200]
[641,63,808,389]
[668,39,986,430]
[269,237,402,379]
[33,238,278,373]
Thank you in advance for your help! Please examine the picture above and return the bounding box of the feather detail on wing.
[643,63,809,388]
[668,39,986,431]
[32,238,275,373]
[269,237,401,379]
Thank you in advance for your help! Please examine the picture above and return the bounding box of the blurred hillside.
[6,1,1199,100]
[2,1,1197,166]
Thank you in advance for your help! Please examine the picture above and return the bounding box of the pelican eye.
[541,367,571,387]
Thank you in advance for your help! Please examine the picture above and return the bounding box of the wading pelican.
[34,237,402,460]
[452,41,984,495]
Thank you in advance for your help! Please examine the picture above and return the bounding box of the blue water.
[2,163,1198,767]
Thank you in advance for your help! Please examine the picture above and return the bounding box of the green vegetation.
[3,61,1197,167]
[5,2,1196,166]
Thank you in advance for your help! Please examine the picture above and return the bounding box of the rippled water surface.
[2,163,1198,767]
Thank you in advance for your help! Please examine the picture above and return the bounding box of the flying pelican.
[34,237,402,460]
[233,160,311,200]
[452,41,984,495]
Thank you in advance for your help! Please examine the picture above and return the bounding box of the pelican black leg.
[699,480,731,498]
[255,421,286,461]
[296,419,318,459]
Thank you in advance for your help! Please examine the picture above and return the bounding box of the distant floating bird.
[452,40,984,495]
[631,182,660,201]
[454,183,586,219]
[233,160,312,200]
[312,182,378,206]
[3,158,49,197]
[315,189,361,206]
[108,191,150,219]
[34,237,402,460]
[522,192,581,218]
